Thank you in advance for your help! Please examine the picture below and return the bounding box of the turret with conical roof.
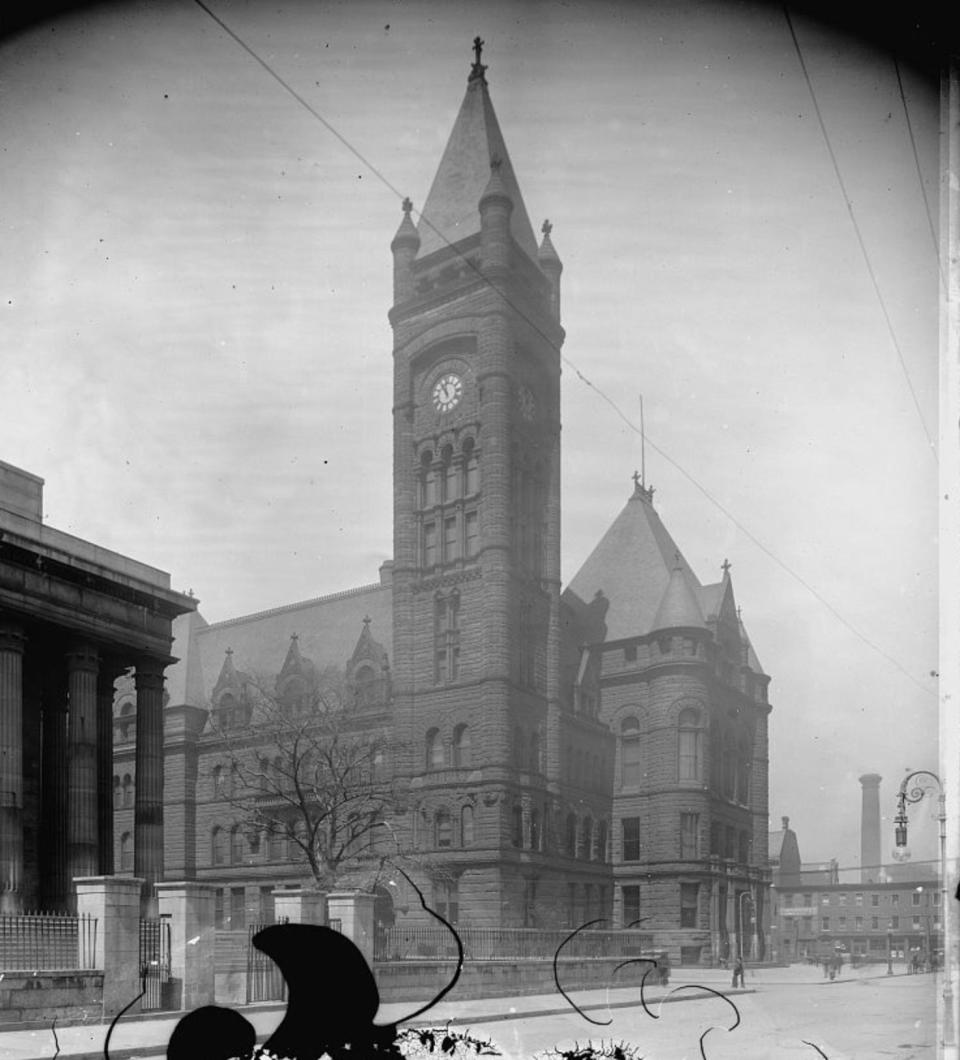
[538,220,562,319]
[651,557,707,632]
[391,197,420,304]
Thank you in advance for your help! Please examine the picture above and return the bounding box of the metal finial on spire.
[226,647,233,656]
[401,197,412,214]
[363,615,372,627]
[542,219,553,236]
[469,36,488,83]
[722,558,731,576]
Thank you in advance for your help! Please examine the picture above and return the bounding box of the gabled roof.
[164,581,392,710]
[416,72,538,261]
[567,486,702,640]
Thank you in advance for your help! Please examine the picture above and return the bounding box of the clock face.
[432,373,463,413]
[517,384,536,421]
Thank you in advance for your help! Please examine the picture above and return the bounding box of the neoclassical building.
[111,46,772,962]
[0,460,195,913]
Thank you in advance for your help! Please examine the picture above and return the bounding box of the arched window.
[113,775,121,808]
[372,748,385,780]
[722,732,736,798]
[212,826,226,866]
[122,774,133,808]
[355,664,378,707]
[248,830,261,856]
[229,762,240,797]
[739,831,751,865]
[426,728,444,770]
[621,716,641,788]
[678,707,704,782]
[464,438,480,495]
[736,736,751,804]
[461,805,475,846]
[230,825,244,865]
[436,808,453,849]
[212,765,224,797]
[452,724,471,768]
[566,813,577,856]
[420,449,437,508]
[529,731,541,773]
[582,817,593,860]
[442,445,458,502]
[597,820,608,862]
[530,808,541,851]
[511,805,524,848]
[120,832,133,872]
[514,726,526,769]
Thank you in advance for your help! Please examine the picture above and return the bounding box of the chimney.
[859,773,882,883]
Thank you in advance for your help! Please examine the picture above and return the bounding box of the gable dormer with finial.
[211,647,254,730]
[346,617,392,710]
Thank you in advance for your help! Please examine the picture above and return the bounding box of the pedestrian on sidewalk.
[731,955,745,988]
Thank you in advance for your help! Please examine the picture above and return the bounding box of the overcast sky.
[0,0,943,870]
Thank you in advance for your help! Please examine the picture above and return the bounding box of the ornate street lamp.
[894,770,952,1046]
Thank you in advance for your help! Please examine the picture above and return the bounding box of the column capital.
[66,642,99,673]
[0,622,26,655]
[135,658,165,691]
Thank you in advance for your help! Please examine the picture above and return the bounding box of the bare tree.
[213,666,399,891]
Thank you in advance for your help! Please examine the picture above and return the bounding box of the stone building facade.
[0,460,195,913]
[110,49,773,961]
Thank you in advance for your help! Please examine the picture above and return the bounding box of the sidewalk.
[0,963,912,1060]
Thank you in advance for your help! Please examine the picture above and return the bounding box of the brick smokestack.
[859,773,882,883]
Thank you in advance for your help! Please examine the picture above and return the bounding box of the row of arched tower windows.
[419,440,480,570]
[425,724,471,770]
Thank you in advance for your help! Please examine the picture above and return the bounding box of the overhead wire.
[782,5,937,462]
[893,54,945,293]
[190,0,937,698]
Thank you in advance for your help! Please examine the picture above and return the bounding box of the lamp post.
[887,923,894,976]
[894,770,951,1046]
[738,891,753,962]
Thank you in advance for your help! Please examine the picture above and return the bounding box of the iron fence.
[245,918,289,1003]
[0,912,98,971]
[139,918,173,1012]
[373,926,655,962]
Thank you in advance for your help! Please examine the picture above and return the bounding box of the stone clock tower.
[388,43,575,926]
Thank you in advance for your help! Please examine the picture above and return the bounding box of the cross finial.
[632,469,642,490]
[542,219,553,236]
[469,36,488,83]
[226,647,233,657]
[291,632,299,643]
[363,615,372,627]
[674,550,682,569]
[401,196,412,215]
[722,558,731,576]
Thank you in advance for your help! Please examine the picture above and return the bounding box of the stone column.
[327,891,376,966]
[97,667,120,876]
[156,881,216,1011]
[67,643,100,899]
[273,887,327,925]
[75,876,144,1018]
[40,665,69,910]
[134,659,165,914]
[0,621,25,914]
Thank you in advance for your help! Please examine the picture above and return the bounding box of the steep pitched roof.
[165,581,392,710]
[652,561,706,631]
[416,73,538,261]
[567,487,702,640]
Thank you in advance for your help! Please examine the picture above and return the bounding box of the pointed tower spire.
[652,559,706,631]
[391,197,420,304]
[538,219,562,318]
[416,42,538,261]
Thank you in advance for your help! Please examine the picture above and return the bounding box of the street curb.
[26,990,759,1060]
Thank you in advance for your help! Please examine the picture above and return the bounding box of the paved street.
[0,966,939,1059]
[467,974,938,1059]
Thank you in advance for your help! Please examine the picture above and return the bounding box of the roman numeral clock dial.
[432,372,463,413]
